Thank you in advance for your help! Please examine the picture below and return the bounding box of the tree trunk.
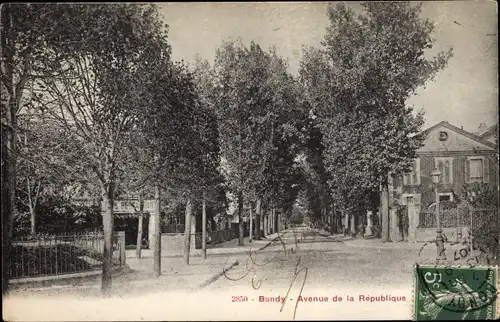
[1,156,14,295]
[26,174,37,236]
[255,198,262,240]
[381,182,391,242]
[1,121,15,295]
[237,190,244,246]
[1,4,16,295]
[183,198,192,265]
[271,207,276,234]
[153,185,161,276]
[276,210,280,233]
[135,195,144,259]
[350,213,356,237]
[202,190,207,259]
[262,204,267,238]
[268,208,272,234]
[278,211,281,232]
[331,203,336,234]
[262,213,269,238]
[321,208,326,230]
[101,183,114,295]
[29,199,36,236]
[249,203,253,243]
[341,211,346,235]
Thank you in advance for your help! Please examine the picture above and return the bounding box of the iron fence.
[418,209,461,228]
[418,207,498,230]
[418,207,499,261]
[9,231,122,279]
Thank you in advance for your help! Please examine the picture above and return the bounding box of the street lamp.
[431,168,446,262]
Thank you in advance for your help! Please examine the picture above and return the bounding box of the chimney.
[461,125,463,130]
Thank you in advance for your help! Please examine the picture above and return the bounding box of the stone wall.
[160,233,201,257]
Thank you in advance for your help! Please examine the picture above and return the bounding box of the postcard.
[2,1,498,321]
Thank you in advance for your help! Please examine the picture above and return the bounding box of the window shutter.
[483,157,490,183]
[465,158,470,183]
[434,158,440,182]
[403,174,408,186]
[437,160,445,183]
[449,158,453,184]
[445,159,452,184]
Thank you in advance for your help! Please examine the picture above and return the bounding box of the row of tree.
[1,3,220,295]
[2,2,453,295]
[1,3,304,295]
[297,2,452,238]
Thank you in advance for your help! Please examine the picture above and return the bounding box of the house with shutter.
[389,121,498,242]
[478,123,498,145]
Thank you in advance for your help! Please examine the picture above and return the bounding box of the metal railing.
[418,207,498,230]
[9,231,123,279]
[418,209,461,228]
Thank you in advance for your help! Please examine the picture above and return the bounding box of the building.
[478,123,499,145]
[389,121,498,242]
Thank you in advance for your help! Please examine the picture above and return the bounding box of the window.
[434,157,453,184]
[468,157,486,182]
[403,158,420,186]
[400,193,421,206]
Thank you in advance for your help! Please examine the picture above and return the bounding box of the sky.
[159,1,498,134]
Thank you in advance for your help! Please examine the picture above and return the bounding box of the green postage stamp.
[414,265,499,320]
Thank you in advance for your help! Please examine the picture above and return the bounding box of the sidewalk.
[11,232,283,297]
[318,230,428,249]
[207,232,282,253]
[317,230,490,265]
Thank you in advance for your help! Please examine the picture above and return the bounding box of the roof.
[420,121,497,149]
[479,123,498,139]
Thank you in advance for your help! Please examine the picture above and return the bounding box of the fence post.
[117,231,126,266]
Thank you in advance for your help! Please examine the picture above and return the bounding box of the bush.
[471,209,499,264]
[13,195,102,238]
[462,182,498,208]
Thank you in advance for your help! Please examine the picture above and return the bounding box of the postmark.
[416,236,499,267]
[414,264,499,320]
